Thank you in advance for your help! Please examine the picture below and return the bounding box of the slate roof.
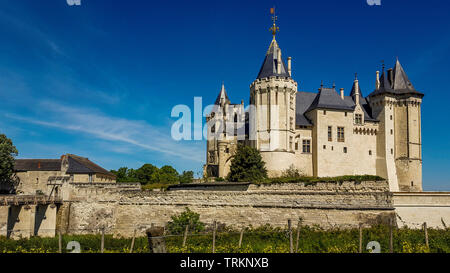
[66,154,114,176]
[305,87,354,113]
[296,83,378,126]
[256,39,290,79]
[295,92,317,126]
[214,83,230,105]
[14,159,61,172]
[14,154,114,177]
[369,59,424,98]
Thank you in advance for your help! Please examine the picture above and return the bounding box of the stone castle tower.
[249,38,298,176]
[204,83,245,178]
[368,60,424,191]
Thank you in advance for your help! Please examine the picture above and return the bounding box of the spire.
[256,8,290,79]
[350,73,362,105]
[256,38,290,79]
[214,82,230,105]
[393,58,415,91]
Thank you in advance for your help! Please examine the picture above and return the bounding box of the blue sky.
[0,0,449,190]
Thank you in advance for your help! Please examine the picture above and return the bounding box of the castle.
[205,17,424,192]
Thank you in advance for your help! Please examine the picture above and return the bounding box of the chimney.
[340,88,344,99]
[375,71,380,90]
[277,48,282,74]
[388,68,394,88]
[287,57,292,76]
[38,162,41,169]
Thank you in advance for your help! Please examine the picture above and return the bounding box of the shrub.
[166,207,205,235]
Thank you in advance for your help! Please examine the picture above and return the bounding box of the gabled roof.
[347,80,377,121]
[214,83,230,105]
[306,87,354,113]
[65,154,114,176]
[256,39,290,79]
[369,59,424,98]
[14,159,61,171]
[343,96,377,122]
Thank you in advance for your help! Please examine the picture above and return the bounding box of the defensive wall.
[2,181,449,239]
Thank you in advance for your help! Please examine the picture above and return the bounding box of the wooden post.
[101,228,105,253]
[182,225,189,247]
[146,227,167,253]
[58,231,62,253]
[295,220,301,253]
[238,228,244,248]
[359,224,363,253]
[212,220,217,253]
[389,219,393,253]
[288,219,293,253]
[129,229,136,253]
[423,222,429,248]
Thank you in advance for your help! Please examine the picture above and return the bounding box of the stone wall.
[58,181,395,237]
[393,192,450,228]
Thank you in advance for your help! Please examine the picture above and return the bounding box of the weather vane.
[269,7,279,40]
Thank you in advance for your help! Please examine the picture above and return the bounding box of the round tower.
[249,13,298,177]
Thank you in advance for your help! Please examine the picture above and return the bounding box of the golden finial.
[269,7,279,40]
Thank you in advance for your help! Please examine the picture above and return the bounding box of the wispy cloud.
[4,101,205,163]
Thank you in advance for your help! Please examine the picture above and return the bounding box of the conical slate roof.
[214,83,230,105]
[369,59,424,97]
[350,81,363,98]
[256,39,290,79]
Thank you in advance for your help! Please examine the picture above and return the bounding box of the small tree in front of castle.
[226,144,267,182]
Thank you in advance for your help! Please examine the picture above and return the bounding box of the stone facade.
[205,34,423,193]
[14,154,116,195]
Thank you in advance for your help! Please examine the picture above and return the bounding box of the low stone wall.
[58,181,395,237]
[394,192,450,229]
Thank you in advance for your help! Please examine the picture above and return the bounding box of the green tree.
[166,207,205,235]
[135,163,158,184]
[226,144,267,182]
[111,167,129,182]
[0,134,18,187]
[155,165,179,184]
[179,170,194,184]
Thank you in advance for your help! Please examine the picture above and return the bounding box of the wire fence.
[1,217,448,253]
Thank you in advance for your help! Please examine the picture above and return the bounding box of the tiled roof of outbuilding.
[65,154,114,176]
[14,159,61,171]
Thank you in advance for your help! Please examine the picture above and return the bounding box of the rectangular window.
[328,126,332,141]
[89,174,93,183]
[337,127,345,142]
[355,114,362,125]
[290,117,294,131]
[343,147,347,153]
[295,142,298,150]
[289,137,293,150]
[302,140,311,153]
